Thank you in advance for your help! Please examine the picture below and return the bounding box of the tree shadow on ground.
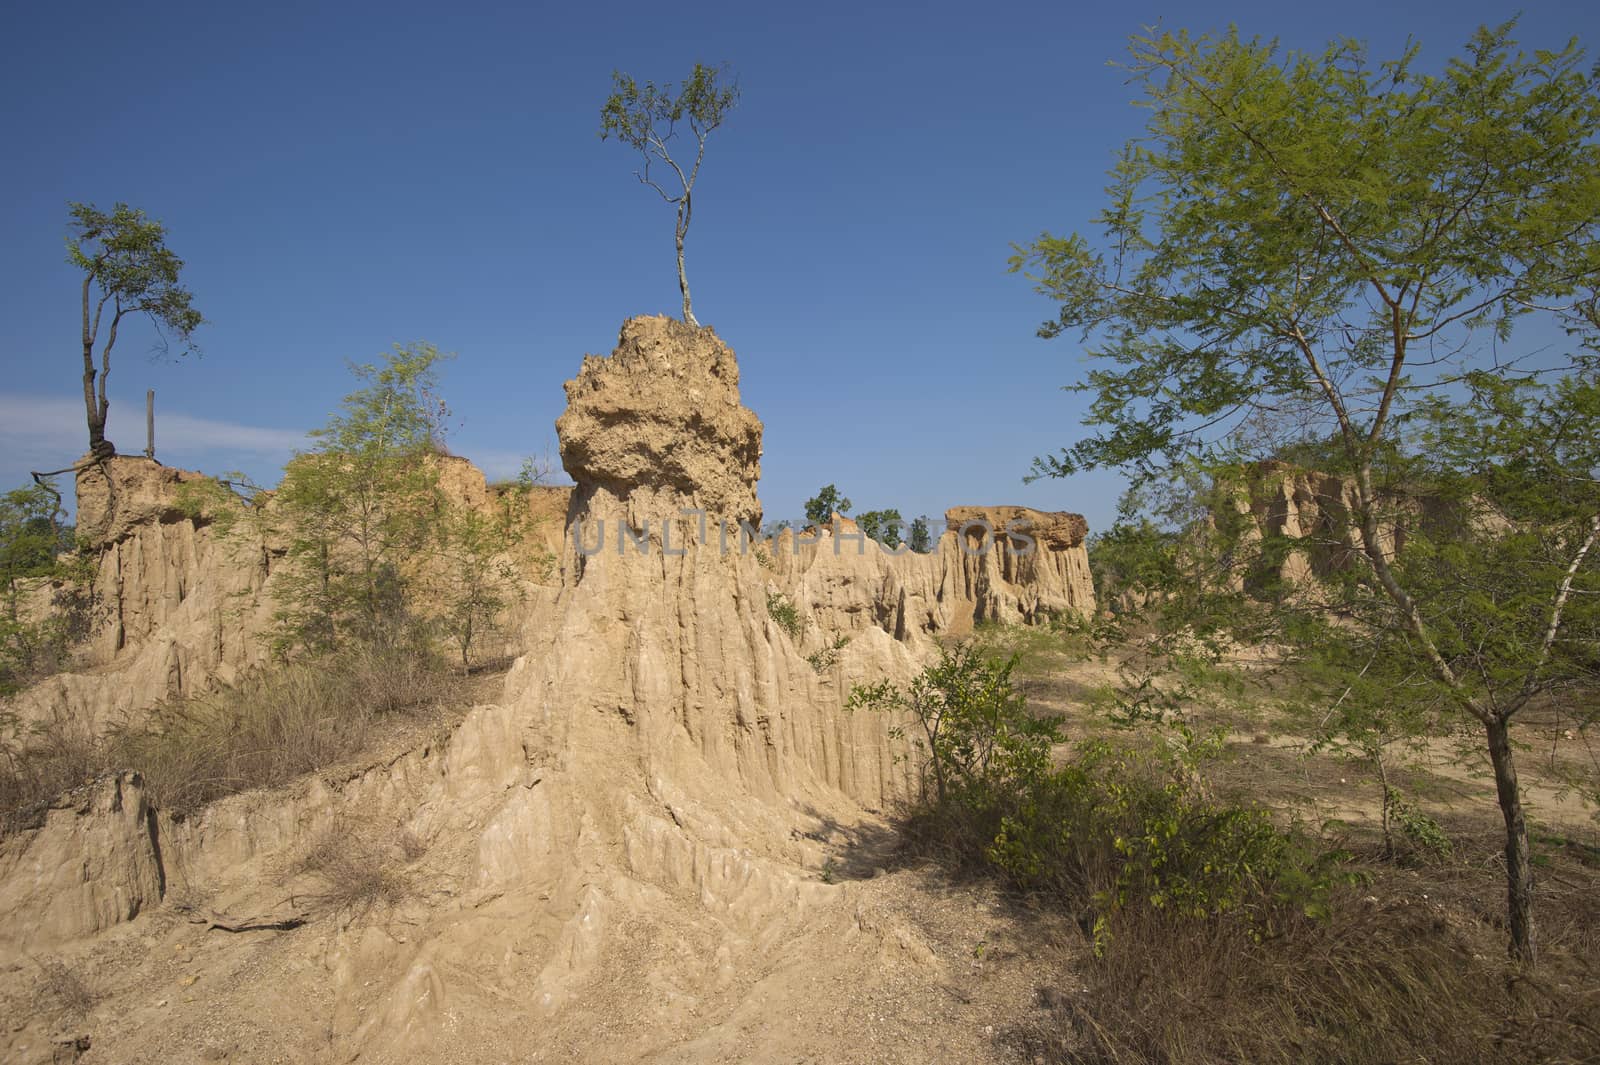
[791,803,917,881]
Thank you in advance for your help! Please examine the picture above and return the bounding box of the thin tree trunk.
[676,204,696,326]
[81,278,107,457]
[1486,715,1536,964]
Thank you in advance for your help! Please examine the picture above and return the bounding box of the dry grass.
[292,818,422,916]
[31,955,96,1019]
[0,718,102,833]
[0,640,467,831]
[1016,822,1600,1065]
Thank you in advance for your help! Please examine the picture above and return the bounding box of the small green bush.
[849,645,1346,933]
[765,591,803,640]
[805,634,851,674]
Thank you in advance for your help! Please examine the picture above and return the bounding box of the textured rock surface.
[557,316,763,529]
[0,774,164,953]
[0,319,1095,1064]
[7,459,279,733]
[774,505,1095,644]
[943,505,1095,625]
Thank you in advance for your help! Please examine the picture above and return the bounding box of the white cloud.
[0,393,307,473]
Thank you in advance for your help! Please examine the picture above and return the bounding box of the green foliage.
[990,739,1345,930]
[264,343,466,659]
[847,646,1058,807]
[856,508,904,549]
[0,483,90,695]
[765,591,803,640]
[0,484,66,585]
[1013,21,1600,961]
[66,203,203,348]
[803,485,851,527]
[805,634,851,674]
[599,62,739,325]
[67,202,204,455]
[908,517,933,554]
[599,61,739,156]
[430,505,521,668]
[849,647,1346,933]
[1384,785,1453,860]
[1012,22,1600,483]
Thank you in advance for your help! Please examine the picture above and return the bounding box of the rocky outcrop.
[0,319,1097,1063]
[773,504,1095,644]
[943,505,1094,625]
[0,773,164,953]
[6,459,278,733]
[557,316,763,530]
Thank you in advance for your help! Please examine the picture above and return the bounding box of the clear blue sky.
[2,0,1592,531]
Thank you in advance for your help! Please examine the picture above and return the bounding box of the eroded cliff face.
[772,504,1095,646]
[1217,461,1506,599]
[0,319,1095,1064]
[8,458,279,734]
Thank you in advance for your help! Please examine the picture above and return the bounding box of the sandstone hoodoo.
[1,318,1102,1063]
[557,315,763,531]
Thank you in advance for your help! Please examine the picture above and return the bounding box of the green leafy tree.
[66,203,204,457]
[1011,23,1600,963]
[0,482,84,694]
[270,344,452,655]
[803,484,851,527]
[856,508,905,549]
[430,505,521,669]
[600,62,739,326]
[908,516,933,554]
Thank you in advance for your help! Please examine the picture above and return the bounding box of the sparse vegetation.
[1,482,91,695]
[1,638,464,830]
[293,817,420,915]
[765,591,803,640]
[849,648,1344,930]
[30,955,96,1019]
[805,634,850,674]
[599,62,739,326]
[1014,20,1600,963]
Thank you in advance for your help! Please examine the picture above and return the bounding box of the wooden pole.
[145,389,155,460]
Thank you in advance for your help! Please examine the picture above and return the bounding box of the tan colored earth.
[0,317,1096,1063]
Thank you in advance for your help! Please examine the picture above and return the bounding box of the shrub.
[0,481,94,695]
[805,634,851,674]
[766,591,803,640]
[849,646,1345,932]
[31,955,96,1019]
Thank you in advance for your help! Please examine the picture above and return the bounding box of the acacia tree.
[600,62,739,326]
[66,203,204,458]
[1011,23,1600,963]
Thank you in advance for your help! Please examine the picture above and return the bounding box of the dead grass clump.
[106,640,464,818]
[0,717,105,833]
[31,955,97,1018]
[293,819,419,915]
[0,640,467,832]
[1022,869,1600,1065]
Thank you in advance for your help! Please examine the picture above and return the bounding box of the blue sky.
[2,0,1592,531]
